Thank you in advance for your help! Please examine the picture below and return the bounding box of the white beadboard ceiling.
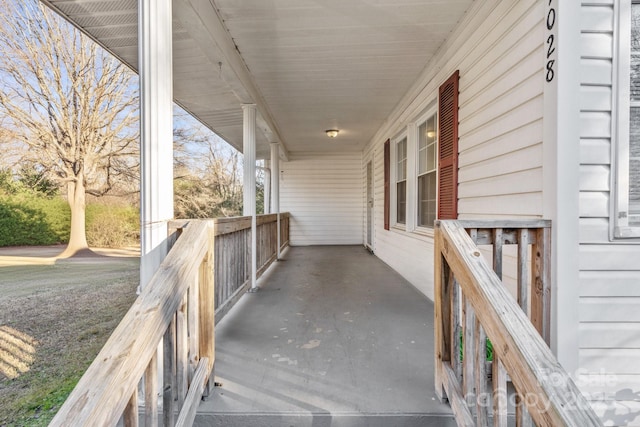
[41,0,473,159]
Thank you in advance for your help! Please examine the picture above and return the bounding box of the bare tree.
[0,0,139,256]
[174,135,243,219]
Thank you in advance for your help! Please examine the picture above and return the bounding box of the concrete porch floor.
[195,245,456,427]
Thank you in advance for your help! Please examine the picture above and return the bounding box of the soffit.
[41,0,474,157]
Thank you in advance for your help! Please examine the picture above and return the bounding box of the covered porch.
[199,244,454,426]
[37,0,607,425]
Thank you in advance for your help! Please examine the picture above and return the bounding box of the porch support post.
[243,104,257,290]
[271,142,281,259]
[543,0,581,373]
[139,0,174,290]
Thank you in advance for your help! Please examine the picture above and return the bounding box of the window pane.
[418,122,427,174]
[418,122,427,150]
[397,181,406,224]
[397,138,407,181]
[427,115,437,145]
[427,140,436,172]
[418,172,436,227]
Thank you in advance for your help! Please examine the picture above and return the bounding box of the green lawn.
[0,255,139,426]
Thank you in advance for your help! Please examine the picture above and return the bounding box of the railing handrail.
[435,220,601,427]
[49,219,214,426]
[170,212,290,238]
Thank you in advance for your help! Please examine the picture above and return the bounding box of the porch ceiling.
[41,0,473,159]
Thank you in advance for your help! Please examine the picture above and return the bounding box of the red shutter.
[383,139,390,230]
[438,70,459,220]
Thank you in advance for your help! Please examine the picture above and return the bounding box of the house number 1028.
[546,0,557,82]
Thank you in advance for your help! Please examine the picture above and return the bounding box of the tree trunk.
[59,173,90,257]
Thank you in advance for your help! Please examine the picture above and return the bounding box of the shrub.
[0,192,140,248]
[0,194,69,246]
[86,202,139,248]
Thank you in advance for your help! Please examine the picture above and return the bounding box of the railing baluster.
[516,228,534,427]
[144,353,158,426]
[517,229,530,316]
[451,277,462,381]
[177,294,188,410]
[492,357,508,427]
[462,296,475,408]
[199,230,215,395]
[492,228,503,280]
[516,393,534,427]
[188,278,200,383]
[123,389,138,427]
[468,228,478,245]
[474,318,489,427]
[163,315,176,427]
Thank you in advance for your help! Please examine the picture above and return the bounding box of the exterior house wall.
[363,0,545,300]
[360,0,640,420]
[578,1,640,421]
[280,152,363,246]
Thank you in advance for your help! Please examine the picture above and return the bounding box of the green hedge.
[0,194,70,246]
[0,194,139,248]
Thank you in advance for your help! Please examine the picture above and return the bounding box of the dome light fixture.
[325,129,339,138]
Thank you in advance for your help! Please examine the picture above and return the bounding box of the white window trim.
[613,0,640,239]
[390,132,407,229]
[414,107,438,233]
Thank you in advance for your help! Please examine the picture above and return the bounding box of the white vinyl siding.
[579,1,640,419]
[280,153,363,246]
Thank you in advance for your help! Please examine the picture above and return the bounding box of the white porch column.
[270,142,281,259]
[243,104,257,290]
[139,0,174,290]
[543,0,581,374]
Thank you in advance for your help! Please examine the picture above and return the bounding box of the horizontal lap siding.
[280,153,363,245]
[579,2,640,419]
[457,0,544,220]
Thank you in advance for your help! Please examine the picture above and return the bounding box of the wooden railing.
[49,213,289,427]
[211,213,289,321]
[434,220,602,427]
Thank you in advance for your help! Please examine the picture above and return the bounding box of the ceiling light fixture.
[326,129,339,138]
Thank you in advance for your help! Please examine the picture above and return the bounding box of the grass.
[460,330,494,362]
[0,256,139,426]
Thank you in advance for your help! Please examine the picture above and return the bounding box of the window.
[382,70,458,234]
[417,113,438,228]
[615,1,640,237]
[396,136,407,224]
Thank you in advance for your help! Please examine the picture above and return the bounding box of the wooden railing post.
[532,226,551,344]
[433,225,447,401]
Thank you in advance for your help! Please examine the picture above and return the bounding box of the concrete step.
[194,411,458,427]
